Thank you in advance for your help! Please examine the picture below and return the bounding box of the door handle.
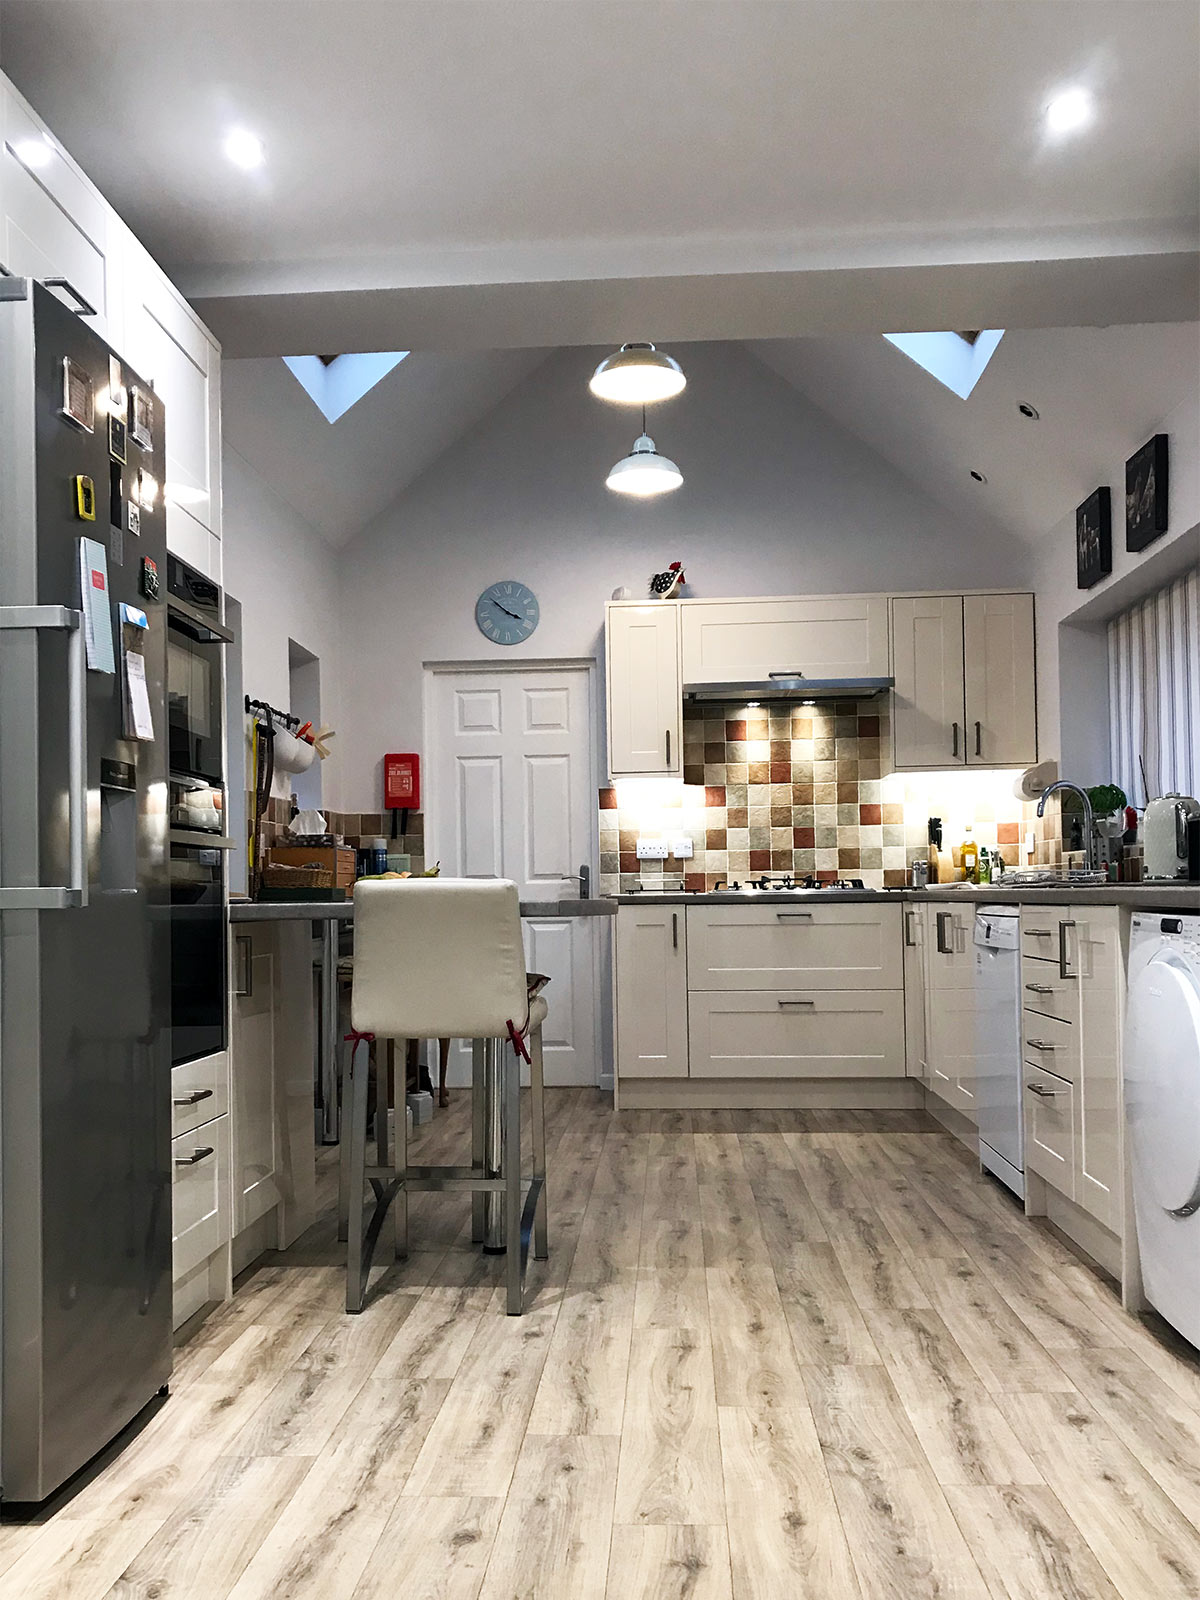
[1058,919,1076,980]
[1024,928,1052,938]
[43,276,98,318]
[1024,983,1054,994]
[173,1088,214,1107]
[1026,1038,1058,1051]
[951,721,959,758]
[935,910,953,954]
[777,998,816,1008]
[234,934,254,997]
[671,912,678,950]
[974,720,982,757]
[174,1146,215,1167]
[665,729,671,767]
[0,606,87,910]
[904,910,917,947]
[768,670,805,678]
[1026,1082,1058,1098]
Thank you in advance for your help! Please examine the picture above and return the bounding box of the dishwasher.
[973,906,1025,1198]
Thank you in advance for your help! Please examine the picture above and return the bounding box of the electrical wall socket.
[636,838,669,860]
[671,837,694,859]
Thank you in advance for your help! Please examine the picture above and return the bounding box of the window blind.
[1107,568,1200,807]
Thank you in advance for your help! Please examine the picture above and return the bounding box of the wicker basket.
[261,862,333,889]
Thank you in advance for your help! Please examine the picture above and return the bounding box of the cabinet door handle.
[768,670,805,679]
[665,728,671,767]
[776,911,813,921]
[904,910,917,947]
[1058,920,1076,980]
[777,998,816,1008]
[43,276,98,317]
[975,720,982,757]
[1024,928,1052,938]
[1026,1082,1058,1098]
[1024,983,1054,994]
[235,934,253,997]
[671,912,678,950]
[173,1088,214,1107]
[1027,1038,1057,1051]
[951,721,959,758]
[935,910,953,954]
[174,1145,215,1167]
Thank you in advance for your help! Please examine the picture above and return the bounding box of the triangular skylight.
[882,329,1004,399]
[283,351,409,423]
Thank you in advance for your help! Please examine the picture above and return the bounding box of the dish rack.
[1002,868,1109,887]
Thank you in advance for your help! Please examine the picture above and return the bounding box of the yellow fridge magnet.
[73,474,96,521]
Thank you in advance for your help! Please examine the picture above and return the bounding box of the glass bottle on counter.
[960,825,979,884]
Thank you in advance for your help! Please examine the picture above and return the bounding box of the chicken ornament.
[649,561,685,599]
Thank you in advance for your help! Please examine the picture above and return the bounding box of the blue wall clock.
[475,580,539,645]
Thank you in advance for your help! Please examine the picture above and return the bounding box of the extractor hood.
[684,675,893,704]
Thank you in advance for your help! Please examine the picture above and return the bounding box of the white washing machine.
[1124,911,1200,1348]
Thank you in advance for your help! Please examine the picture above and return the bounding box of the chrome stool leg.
[483,1037,505,1254]
[471,1038,486,1244]
[336,1043,352,1243]
[345,1035,372,1312]
[503,1044,523,1314]
[389,1039,408,1260]
[530,1024,548,1261]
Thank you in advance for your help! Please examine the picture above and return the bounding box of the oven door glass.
[167,621,224,783]
[170,845,227,1066]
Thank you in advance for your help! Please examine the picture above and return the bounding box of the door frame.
[421,657,609,1087]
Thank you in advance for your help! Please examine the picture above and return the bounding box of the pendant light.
[590,341,686,404]
[606,405,683,497]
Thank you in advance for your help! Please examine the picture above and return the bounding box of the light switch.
[671,837,694,859]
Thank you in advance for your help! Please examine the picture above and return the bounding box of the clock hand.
[491,600,522,620]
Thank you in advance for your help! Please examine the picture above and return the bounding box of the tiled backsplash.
[253,799,427,875]
[599,700,1063,894]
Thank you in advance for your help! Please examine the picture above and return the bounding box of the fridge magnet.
[108,354,126,420]
[1125,433,1168,552]
[649,560,685,598]
[73,475,96,521]
[129,385,153,451]
[125,499,141,537]
[108,412,127,464]
[60,357,95,432]
[1075,487,1112,590]
[140,555,160,601]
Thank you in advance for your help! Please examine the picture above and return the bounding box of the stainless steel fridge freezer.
[0,279,172,1503]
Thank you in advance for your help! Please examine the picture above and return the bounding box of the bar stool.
[342,877,548,1315]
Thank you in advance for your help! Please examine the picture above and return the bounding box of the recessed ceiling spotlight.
[223,128,265,170]
[13,135,54,169]
[969,469,988,483]
[1045,86,1094,137]
[1018,402,1040,420]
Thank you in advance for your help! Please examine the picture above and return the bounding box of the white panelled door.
[429,665,598,1086]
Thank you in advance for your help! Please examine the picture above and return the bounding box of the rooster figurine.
[649,560,685,599]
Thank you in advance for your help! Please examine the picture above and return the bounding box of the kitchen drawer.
[688,989,906,1079]
[686,902,902,992]
[172,1114,231,1281]
[1024,1068,1075,1200]
[172,1050,229,1139]
[1019,909,1070,965]
[1022,1009,1076,1083]
[1019,959,1076,1024]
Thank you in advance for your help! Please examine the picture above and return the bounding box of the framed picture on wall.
[1076,486,1112,590]
[1125,433,1169,552]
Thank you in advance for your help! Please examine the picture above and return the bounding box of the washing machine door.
[1126,947,1200,1217]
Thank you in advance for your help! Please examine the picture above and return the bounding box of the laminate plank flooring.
[7,1096,1200,1600]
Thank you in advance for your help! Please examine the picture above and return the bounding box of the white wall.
[1031,386,1200,782]
[220,447,346,811]
[337,341,1029,806]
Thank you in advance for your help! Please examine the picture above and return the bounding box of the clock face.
[475,580,539,646]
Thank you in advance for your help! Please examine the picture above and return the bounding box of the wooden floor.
[6,1090,1200,1599]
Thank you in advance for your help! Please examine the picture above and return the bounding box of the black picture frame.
[1076,486,1112,590]
[1125,433,1169,552]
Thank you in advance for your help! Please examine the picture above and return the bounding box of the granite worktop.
[229,897,617,922]
[611,883,1198,910]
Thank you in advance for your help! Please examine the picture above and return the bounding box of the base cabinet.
[615,904,688,1077]
[924,904,979,1122]
[688,989,905,1079]
[902,906,929,1084]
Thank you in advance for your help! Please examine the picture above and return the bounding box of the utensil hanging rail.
[245,696,301,731]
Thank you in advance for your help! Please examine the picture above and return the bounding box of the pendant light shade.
[590,342,686,404]
[606,432,683,497]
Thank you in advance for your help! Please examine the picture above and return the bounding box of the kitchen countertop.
[230,897,617,922]
[612,884,1198,909]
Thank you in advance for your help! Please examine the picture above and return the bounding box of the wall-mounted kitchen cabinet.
[890,592,1036,770]
[680,595,889,686]
[605,602,681,777]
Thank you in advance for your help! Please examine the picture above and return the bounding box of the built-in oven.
[169,841,227,1066]
[166,554,232,785]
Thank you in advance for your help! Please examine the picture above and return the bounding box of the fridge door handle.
[0,606,87,910]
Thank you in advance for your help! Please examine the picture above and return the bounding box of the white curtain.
[1107,568,1200,807]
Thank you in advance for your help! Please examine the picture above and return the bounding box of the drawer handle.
[1024,983,1054,994]
[1027,1038,1057,1051]
[1026,1082,1058,1098]
[777,998,816,1008]
[776,912,813,921]
[904,909,918,947]
[173,1088,214,1107]
[44,276,98,318]
[175,1145,215,1167]
[1024,928,1052,937]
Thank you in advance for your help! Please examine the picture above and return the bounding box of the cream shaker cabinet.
[615,903,689,1078]
[229,927,282,1235]
[680,594,889,685]
[605,602,681,777]
[923,903,979,1121]
[902,905,929,1084]
[890,592,1036,771]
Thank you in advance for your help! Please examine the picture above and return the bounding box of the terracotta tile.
[768,805,788,827]
[997,821,1020,844]
[770,739,790,763]
[619,852,639,873]
[770,849,792,871]
[791,782,814,804]
[599,787,618,810]
[815,869,838,884]
[837,846,861,869]
[748,761,770,784]
[704,785,726,808]
[727,807,748,829]
[769,761,791,783]
[859,803,882,826]
[706,828,727,849]
[685,872,706,892]
[884,868,908,887]
[725,720,747,741]
[749,849,770,870]
[794,827,816,848]
[836,782,858,805]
